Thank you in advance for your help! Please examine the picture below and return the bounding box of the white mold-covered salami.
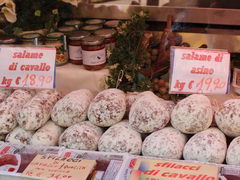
[142,127,187,159]
[0,89,13,103]
[88,88,126,127]
[31,121,63,146]
[98,121,142,155]
[165,101,175,115]
[171,94,213,134]
[5,127,34,145]
[215,99,240,137]
[126,92,139,115]
[59,121,103,150]
[129,92,170,133]
[226,136,240,165]
[0,89,32,134]
[17,89,61,131]
[51,89,93,127]
[183,128,227,164]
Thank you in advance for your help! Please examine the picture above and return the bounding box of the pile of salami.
[1,88,240,166]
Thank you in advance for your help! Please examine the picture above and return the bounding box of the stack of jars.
[0,18,119,71]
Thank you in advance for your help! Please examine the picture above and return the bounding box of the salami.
[88,88,126,127]
[31,121,64,146]
[215,99,240,137]
[226,136,240,165]
[0,89,32,134]
[98,121,142,155]
[51,89,93,127]
[59,121,103,150]
[183,128,227,164]
[171,94,213,134]
[17,89,61,131]
[0,89,13,104]
[5,127,34,145]
[142,127,187,159]
[129,92,170,133]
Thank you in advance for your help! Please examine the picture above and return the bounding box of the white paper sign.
[0,46,56,89]
[169,47,230,94]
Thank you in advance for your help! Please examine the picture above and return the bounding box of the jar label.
[82,48,106,65]
[69,45,82,60]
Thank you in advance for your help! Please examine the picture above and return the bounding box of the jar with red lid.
[57,26,76,35]
[81,36,106,71]
[94,29,116,58]
[68,31,91,65]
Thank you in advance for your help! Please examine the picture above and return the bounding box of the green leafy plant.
[4,0,73,34]
[107,10,151,92]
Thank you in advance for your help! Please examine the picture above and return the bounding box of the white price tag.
[169,47,230,94]
[0,46,56,89]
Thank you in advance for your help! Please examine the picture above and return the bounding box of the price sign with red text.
[0,46,56,89]
[169,47,230,94]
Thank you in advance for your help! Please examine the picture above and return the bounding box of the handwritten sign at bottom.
[22,154,96,180]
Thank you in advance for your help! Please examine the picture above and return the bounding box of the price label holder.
[169,47,230,94]
[22,154,97,180]
[0,46,56,89]
[129,158,219,180]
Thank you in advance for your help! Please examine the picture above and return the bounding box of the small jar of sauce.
[20,33,43,45]
[46,32,68,66]
[57,26,76,35]
[81,36,106,71]
[94,29,116,58]
[64,20,83,30]
[81,25,103,33]
[85,19,105,26]
[104,20,119,29]
[0,35,17,45]
[68,31,90,65]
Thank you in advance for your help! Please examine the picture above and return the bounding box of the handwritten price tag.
[169,47,230,94]
[0,46,56,89]
[22,154,96,180]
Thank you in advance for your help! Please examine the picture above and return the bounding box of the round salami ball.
[142,127,187,159]
[171,94,213,134]
[226,136,240,165]
[98,121,142,155]
[51,89,94,127]
[129,92,170,133]
[88,88,126,127]
[5,127,34,145]
[59,121,103,150]
[215,99,240,137]
[183,128,227,164]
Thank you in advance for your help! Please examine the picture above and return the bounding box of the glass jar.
[68,31,91,65]
[0,35,17,44]
[20,33,43,45]
[81,36,106,71]
[57,26,76,35]
[85,19,105,26]
[104,20,119,29]
[81,25,103,33]
[64,20,83,30]
[94,29,116,58]
[46,32,68,66]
